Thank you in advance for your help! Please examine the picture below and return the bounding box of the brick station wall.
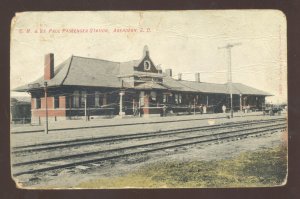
[41,96,53,109]
[31,98,35,109]
[32,109,66,117]
[59,96,66,109]
[31,96,67,119]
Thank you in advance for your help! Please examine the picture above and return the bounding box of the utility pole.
[44,81,48,134]
[84,92,87,121]
[194,98,196,115]
[219,43,241,118]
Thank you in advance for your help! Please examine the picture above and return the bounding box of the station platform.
[11,112,266,134]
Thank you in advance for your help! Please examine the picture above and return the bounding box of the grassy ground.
[78,141,287,188]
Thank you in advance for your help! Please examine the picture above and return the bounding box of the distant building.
[10,97,31,124]
[14,46,271,124]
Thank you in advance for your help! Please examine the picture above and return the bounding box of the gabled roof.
[119,60,139,75]
[161,77,272,96]
[14,57,73,91]
[229,83,272,96]
[162,76,196,92]
[62,56,121,88]
[14,56,132,91]
[13,53,271,96]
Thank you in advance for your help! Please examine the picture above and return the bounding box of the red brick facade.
[143,95,150,114]
[32,109,66,117]
[32,96,66,118]
[31,98,35,109]
[59,96,66,108]
[41,97,53,109]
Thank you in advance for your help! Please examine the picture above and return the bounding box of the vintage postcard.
[10,10,287,189]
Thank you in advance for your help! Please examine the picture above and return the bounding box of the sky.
[10,10,287,103]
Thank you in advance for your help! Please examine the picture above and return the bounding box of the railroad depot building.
[14,46,271,123]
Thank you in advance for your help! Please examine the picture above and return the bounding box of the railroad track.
[12,118,286,177]
[12,117,286,154]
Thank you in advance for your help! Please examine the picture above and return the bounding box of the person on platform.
[246,104,250,113]
[199,104,203,114]
[133,104,138,116]
[203,105,207,114]
[163,104,167,117]
[222,104,226,113]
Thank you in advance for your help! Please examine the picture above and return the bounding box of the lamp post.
[44,81,48,134]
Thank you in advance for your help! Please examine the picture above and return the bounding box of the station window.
[95,91,103,107]
[103,93,107,105]
[54,96,59,109]
[179,94,182,104]
[95,91,100,107]
[35,98,41,109]
[81,91,87,107]
[150,91,156,101]
[174,93,182,104]
[73,91,80,108]
[65,96,70,108]
[163,94,168,103]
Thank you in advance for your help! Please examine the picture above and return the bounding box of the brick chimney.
[165,69,172,77]
[143,45,149,57]
[44,53,54,80]
[178,73,182,80]
[195,72,200,83]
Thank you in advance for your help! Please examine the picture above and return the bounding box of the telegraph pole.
[219,43,241,118]
[44,81,48,134]
[84,92,87,121]
[193,98,196,115]
[119,80,125,117]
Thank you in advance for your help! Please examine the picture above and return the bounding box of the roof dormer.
[134,45,162,74]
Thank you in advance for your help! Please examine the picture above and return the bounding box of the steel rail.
[14,117,285,149]
[12,118,286,154]
[12,123,286,175]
